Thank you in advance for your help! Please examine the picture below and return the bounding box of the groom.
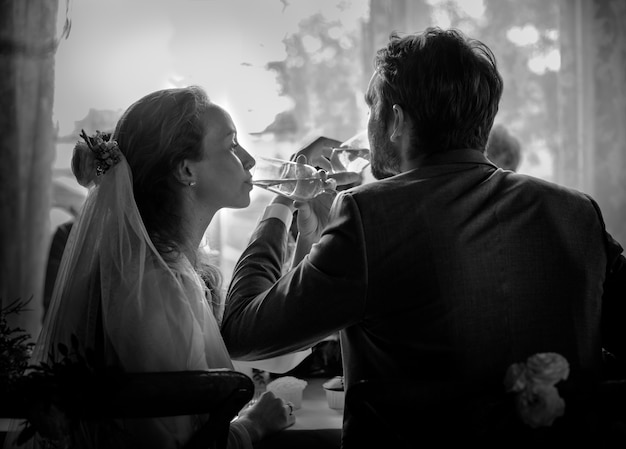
[222,27,626,447]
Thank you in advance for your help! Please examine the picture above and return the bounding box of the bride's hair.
[111,85,223,297]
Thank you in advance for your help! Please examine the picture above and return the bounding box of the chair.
[345,377,626,448]
[2,369,254,449]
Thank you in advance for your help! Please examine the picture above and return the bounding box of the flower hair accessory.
[503,352,570,428]
[71,130,122,187]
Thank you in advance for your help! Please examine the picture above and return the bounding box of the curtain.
[0,0,60,343]
[558,0,626,245]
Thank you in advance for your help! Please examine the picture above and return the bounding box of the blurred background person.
[486,123,522,171]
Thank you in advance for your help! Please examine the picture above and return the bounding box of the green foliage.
[0,298,35,388]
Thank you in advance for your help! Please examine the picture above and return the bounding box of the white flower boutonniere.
[503,352,570,428]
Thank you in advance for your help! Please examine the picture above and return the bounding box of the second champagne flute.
[329,130,371,174]
[251,157,328,201]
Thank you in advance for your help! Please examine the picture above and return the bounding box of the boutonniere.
[503,352,570,428]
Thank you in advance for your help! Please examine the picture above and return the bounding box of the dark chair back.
[2,369,254,449]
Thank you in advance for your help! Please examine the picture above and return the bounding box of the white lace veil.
[4,148,233,448]
[44,151,232,364]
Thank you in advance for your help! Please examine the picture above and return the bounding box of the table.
[290,377,343,430]
[253,377,343,449]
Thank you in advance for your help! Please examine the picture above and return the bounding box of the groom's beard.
[369,122,402,180]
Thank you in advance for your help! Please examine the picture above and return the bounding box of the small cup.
[266,376,308,410]
[322,376,345,410]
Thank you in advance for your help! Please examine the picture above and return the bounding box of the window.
[52,0,626,286]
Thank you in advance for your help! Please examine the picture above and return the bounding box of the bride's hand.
[237,391,295,442]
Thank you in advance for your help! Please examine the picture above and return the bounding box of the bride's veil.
[37,154,155,365]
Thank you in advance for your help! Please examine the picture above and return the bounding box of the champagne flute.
[251,157,332,201]
[329,130,370,174]
[329,147,371,173]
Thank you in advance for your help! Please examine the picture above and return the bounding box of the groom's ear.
[174,159,196,186]
[390,104,406,143]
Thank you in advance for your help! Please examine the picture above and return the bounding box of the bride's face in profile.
[189,104,256,211]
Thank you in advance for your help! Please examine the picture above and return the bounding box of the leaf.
[8,335,29,346]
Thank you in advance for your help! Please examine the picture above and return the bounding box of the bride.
[5,85,308,449]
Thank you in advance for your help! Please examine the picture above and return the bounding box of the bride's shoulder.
[138,254,202,292]
[167,255,205,292]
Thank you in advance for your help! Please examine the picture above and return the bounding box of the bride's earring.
[189,181,197,187]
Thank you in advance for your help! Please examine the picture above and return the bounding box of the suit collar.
[409,149,498,170]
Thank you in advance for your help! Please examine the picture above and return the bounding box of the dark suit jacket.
[222,149,626,446]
